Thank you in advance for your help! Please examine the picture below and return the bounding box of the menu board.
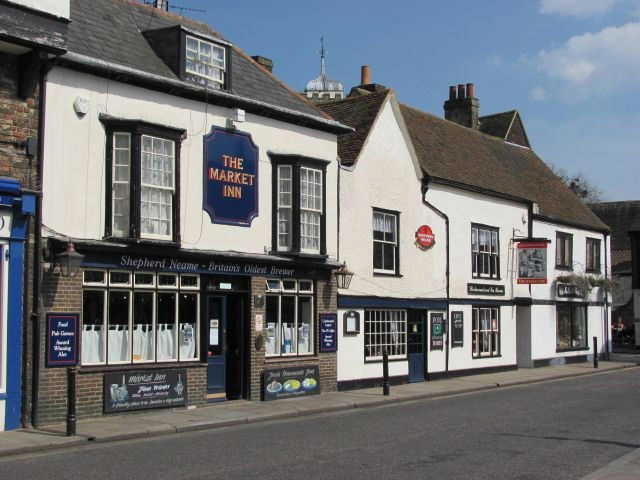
[430,312,445,351]
[319,313,337,352]
[46,313,79,367]
[263,365,320,401]
[104,369,187,413]
[451,311,463,348]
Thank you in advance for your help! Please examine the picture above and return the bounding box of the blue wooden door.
[207,296,226,401]
[407,310,426,382]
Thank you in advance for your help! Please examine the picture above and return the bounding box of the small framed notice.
[343,310,360,335]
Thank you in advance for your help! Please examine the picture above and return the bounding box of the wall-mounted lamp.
[54,242,85,277]
[334,263,354,289]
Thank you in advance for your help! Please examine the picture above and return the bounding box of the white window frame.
[134,272,156,289]
[107,288,133,365]
[132,290,156,364]
[109,270,132,288]
[472,224,500,279]
[178,291,200,362]
[157,290,178,363]
[185,35,225,86]
[140,135,175,241]
[364,309,407,361]
[157,273,178,290]
[180,274,200,291]
[81,288,108,366]
[300,167,323,254]
[373,211,398,275]
[472,306,500,358]
[586,238,601,273]
[265,287,314,358]
[112,132,131,238]
[277,165,293,252]
[83,269,107,287]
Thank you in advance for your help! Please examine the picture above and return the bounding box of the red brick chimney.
[444,83,479,129]
[361,65,372,85]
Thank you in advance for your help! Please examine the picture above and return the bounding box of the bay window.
[81,269,199,366]
[265,279,314,357]
[272,155,327,255]
[102,117,183,243]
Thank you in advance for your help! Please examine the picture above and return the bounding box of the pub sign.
[203,126,259,226]
[517,241,548,284]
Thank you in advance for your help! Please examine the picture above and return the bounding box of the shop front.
[35,241,338,424]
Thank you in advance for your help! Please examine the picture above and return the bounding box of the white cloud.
[530,86,548,101]
[536,22,640,94]
[540,0,618,16]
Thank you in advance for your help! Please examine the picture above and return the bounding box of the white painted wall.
[337,96,446,300]
[7,0,69,19]
[42,67,338,258]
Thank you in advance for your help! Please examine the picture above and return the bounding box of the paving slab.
[580,448,640,480]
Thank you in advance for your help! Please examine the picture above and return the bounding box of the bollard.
[593,336,598,369]
[382,349,390,396]
[66,367,77,436]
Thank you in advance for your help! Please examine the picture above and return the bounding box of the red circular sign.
[415,225,435,249]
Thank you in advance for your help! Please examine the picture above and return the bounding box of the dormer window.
[185,35,225,88]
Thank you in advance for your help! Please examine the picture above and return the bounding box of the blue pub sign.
[203,126,259,226]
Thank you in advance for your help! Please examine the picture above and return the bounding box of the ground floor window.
[364,310,407,361]
[472,306,500,358]
[82,269,199,365]
[556,303,587,351]
[265,279,314,357]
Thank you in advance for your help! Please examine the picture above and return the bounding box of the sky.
[177,0,639,201]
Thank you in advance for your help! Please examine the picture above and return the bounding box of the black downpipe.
[30,61,50,428]
[604,233,610,360]
[422,181,450,377]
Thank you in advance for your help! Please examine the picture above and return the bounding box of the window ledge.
[555,266,573,271]
[269,251,328,261]
[364,357,407,364]
[471,276,502,281]
[556,347,589,353]
[373,272,403,278]
[78,361,206,373]
[472,354,502,359]
[103,236,180,249]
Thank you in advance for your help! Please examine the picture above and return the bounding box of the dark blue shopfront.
[0,179,36,430]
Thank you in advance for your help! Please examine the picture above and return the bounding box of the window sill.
[471,276,501,281]
[373,271,403,278]
[265,355,318,363]
[103,236,180,249]
[78,361,206,373]
[555,266,573,271]
[472,354,502,359]
[556,347,589,353]
[270,251,328,261]
[364,357,407,364]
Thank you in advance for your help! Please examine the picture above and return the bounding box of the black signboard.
[104,369,187,413]
[557,283,581,298]
[263,365,320,401]
[319,313,338,352]
[430,312,445,351]
[46,313,79,367]
[451,311,464,348]
[467,283,505,296]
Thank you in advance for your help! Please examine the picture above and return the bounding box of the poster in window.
[451,311,463,348]
[203,127,259,227]
[517,241,548,284]
[430,312,445,351]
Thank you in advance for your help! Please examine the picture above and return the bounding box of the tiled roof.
[590,201,640,250]
[65,0,326,121]
[400,104,608,231]
[479,111,515,139]
[318,90,390,164]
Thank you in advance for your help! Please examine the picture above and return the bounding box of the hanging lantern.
[334,263,354,289]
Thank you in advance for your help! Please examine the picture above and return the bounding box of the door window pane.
[82,291,105,364]
[157,292,177,361]
[281,296,296,354]
[179,293,198,360]
[108,291,130,363]
[133,292,154,362]
[298,297,312,354]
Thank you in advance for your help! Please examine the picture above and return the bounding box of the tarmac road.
[2,369,640,480]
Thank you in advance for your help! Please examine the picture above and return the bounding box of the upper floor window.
[102,118,183,243]
[471,224,499,279]
[556,232,573,269]
[373,209,399,275]
[185,35,225,87]
[586,238,601,273]
[272,155,327,256]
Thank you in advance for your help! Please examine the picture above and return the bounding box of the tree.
[550,164,604,203]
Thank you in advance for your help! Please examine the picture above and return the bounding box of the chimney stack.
[252,55,274,73]
[361,65,372,85]
[444,82,479,129]
[153,0,169,11]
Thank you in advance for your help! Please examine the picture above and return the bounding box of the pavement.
[1,360,639,466]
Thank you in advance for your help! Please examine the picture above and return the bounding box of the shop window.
[586,238,601,273]
[373,209,399,275]
[472,306,500,358]
[102,118,184,244]
[556,232,573,269]
[364,310,407,361]
[81,269,199,366]
[83,270,106,286]
[472,224,500,279]
[185,35,226,89]
[265,279,314,357]
[272,156,327,256]
[556,304,587,351]
[180,274,199,290]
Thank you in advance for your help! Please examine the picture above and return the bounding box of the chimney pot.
[457,84,466,99]
[466,83,475,98]
[449,86,457,100]
[361,65,372,85]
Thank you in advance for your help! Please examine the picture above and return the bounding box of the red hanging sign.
[415,225,435,250]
